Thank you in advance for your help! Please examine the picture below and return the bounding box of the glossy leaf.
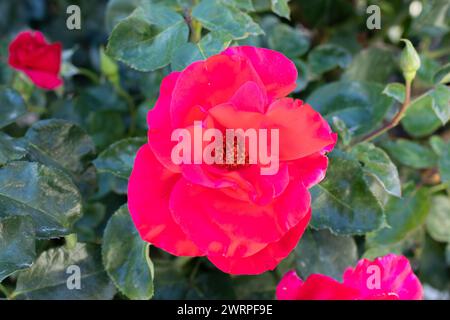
[310,151,384,235]
[107,3,189,71]
[267,24,310,58]
[367,185,431,246]
[192,0,263,40]
[0,216,35,282]
[102,205,153,300]
[382,83,406,103]
[0,88,27,129]
[14,243,116,299]
[271,0,290,19]
[25,119,96,195]
[383,139,437,169]
[307,81,394,137]
[0,161,82,238]
[426,195,450,243]
[94,137,145,180]
[343,48,395,83]
[402,93,442,138]
[294,229,357,281]
[0,132,26,166]
[350,142,401,197]
[307,44,351,75]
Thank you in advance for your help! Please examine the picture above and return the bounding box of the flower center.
[215,137,250,170]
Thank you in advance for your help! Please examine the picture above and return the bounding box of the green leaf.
[310,151,384,235]
[85,111,126,151]
[293,229,357,281]
[197,31,233,57]
[271,0,290,19]
[171,32,233,71]
[402,93,442,137]
[228,0,255,11]
[343,48,396,83]
[94,137,145,180]
[102,205,153,300]
[430,84,450,125]
[382,83,405,104]
[267,24,310,58]
[307,44,351,76]
[14,243,116,299]
[152,258,234,299]
[105,0,140,31]
[0,132,26,166]
[170,43,203,71]
[382,139,437,169]
[0,161,82,238]
[107,3,189,71]
[293,59,309,92]
[25,119,97,195]
[367,185,431,246]
[350,142,401,197]
[331,116,352,147]
[437,142,450,184]
[307,81,394,137]
[426,195,450,243]
[0,87,27,129]
[0,216,35,282]
[75,84,128,113]
[232,273,276,299]
[433,63,450,84]
[74,202,106,243]
[192,0,263,40]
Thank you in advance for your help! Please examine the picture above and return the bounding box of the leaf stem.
[355,79,412,145]
[0,284,12,299]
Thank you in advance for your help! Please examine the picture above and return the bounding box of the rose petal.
[208,209,311,275]
[222,46,297,101]
[266,98,336,160]
[169,178,310,259]
[128,144,203,256]
[342,254,423,300]
[170,54,265,127]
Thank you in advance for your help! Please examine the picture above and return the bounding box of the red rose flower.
[277,254,423,300]
[128,46,336,275]
[8,30,63,90]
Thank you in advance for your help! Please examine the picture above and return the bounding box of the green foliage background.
[0,0,449,300]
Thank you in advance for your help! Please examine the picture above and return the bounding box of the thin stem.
[355,79,412,145]
[76,68,101,84]
[116,86,137,136]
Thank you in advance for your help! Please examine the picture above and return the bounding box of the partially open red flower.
[277,254,423,300]
[8,30,62,90]
[128,46,336,275]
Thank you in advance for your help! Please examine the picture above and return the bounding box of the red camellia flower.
[8,30,63,90]
[128,46,336,275]
[276,254,423,300]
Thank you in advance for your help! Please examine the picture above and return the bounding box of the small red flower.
[277,254,423,300]
[8,30,63,90]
